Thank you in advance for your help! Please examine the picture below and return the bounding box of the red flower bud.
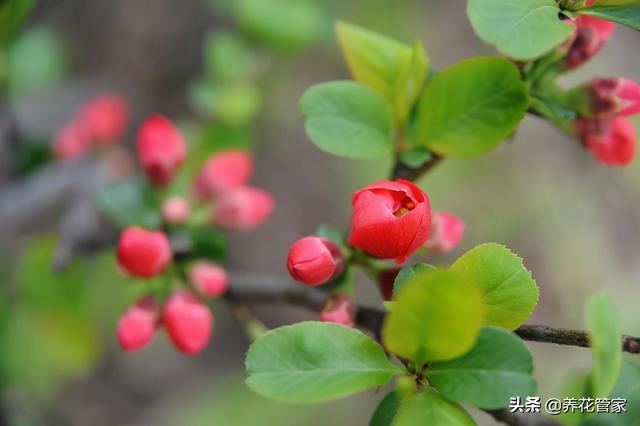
[163,291,213,355]
[137,114,187,186]
[287,236,344,286]
[116,227,172,278]
[213,186,274,230]
[52,120,91,161]
[162,196,190,225]
[348,179,432,264]
[189,261,229,297]
[565,15,615,69]
[589,78,640,119]
[576,116,636,166]
[79,94,130,146]
[195,150,253,198]
[377,268,401,301]
[117,297,157,352]
[320,294,355,327]
[425,212,465,254]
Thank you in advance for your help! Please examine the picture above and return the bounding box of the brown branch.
[391,154,443,181]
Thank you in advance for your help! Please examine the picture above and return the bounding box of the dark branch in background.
[515,324,640,354]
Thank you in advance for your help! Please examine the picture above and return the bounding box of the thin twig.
[391,154,443,181]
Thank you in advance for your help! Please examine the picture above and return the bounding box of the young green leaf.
[0,0,36,46]
[585,293,622,398]
[382,269,484,364]
[579,5,640,31]
[245,322,402,402]
[582,361,640,425]
[392,263,437,298]
[300,81,393,159]
[370,391,402,426]
[335,22,428,124]
[413,57,528,158]
[97,178,162,229]
[429,327,536,409]
[467,0,574,60]
[393,390,475,426]
[449,243,539,331]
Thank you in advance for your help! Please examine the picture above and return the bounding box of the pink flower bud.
[117,297,158,352]
[377,268,401,301]
[320,294,355,327]
[137,114,187,187]
[195,150,253,198]
[565,15,615,70]
[287,236,344,286]
[52,120,92,161]
[425,212,465,254]
[213,186,274,230]
[116,227,172,278]
[163,291,213,355]
[189,261,229,297]
[79,94,130,146]
[162,196,190,225]
[349,179,432,264]
[576,116,636,166]
[589,78,640,119]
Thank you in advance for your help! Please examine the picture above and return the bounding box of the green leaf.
[580,5,640,31]
[245,322,402,402]
[413,57,528,158]
[585,293,622,398]
[205,31,253,80]
[392,263,437,298]
[429,327,536,409]
[449,243,539,331]
[399,147,432,169]
[382,269,484,364]
[0,0,35,46]
[170,227,227,263]
[467,0,574,60]
[97,178,162,229]
[582,361,640,426]
[335,22,428,124]
[300,81,393,159]
[393,390,475,426]
[236,0,324,53]
[370,391,402,426]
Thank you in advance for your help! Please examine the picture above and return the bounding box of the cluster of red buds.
[558,15,640,166]
[286,179,464,325]
[53,94,130,160]
[115,114,274,355]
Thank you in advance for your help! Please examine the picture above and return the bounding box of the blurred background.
[0,0,639,425]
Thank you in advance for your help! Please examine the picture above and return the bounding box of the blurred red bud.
[52,120,92,161]
[80,94,130,146]
[320,294,355,327]
[195,150,253,198]
[163,291,213,355]
[189,261,229,298]
[116,227,172,278]
[213,186,274,230]
[287,236,344,286]
[117,297,158,352]
[425,212,465,254]
[565,15,615,69]
[137,114,187,187]
[576,116,636,166]
[162,196,190,225]
[589,78,640,119]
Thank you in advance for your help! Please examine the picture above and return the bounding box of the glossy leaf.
[97,178,162,229]
[393,390,475,426]
[370,391,402,426]
[450,243,539,330]
[336,21,428,123]
[300,81,393,159]
[580,5,640,31]
[413,57,528,158]
[429,327,536,409]
[245,322,402,402]
[383,269,484,364]
[467,0,574,60]
[585,293,622,398]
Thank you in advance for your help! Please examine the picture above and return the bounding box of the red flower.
[576,116,636,166]
[565,15,615,69]
[52,119,92,161]
[80,94,130,146]
[349,179,432,264]
[163,291,213,355]
[137,114,187,186]
[162,196,190,225]
[116,227,172,278]
[195,150,253,198]
[287,236,344,286]
[425,212,465,254]
[117,297,157,352]
[213,186,274,230]
[589,78,640,119]
[320,294,355,327]
[189,261,229,297]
